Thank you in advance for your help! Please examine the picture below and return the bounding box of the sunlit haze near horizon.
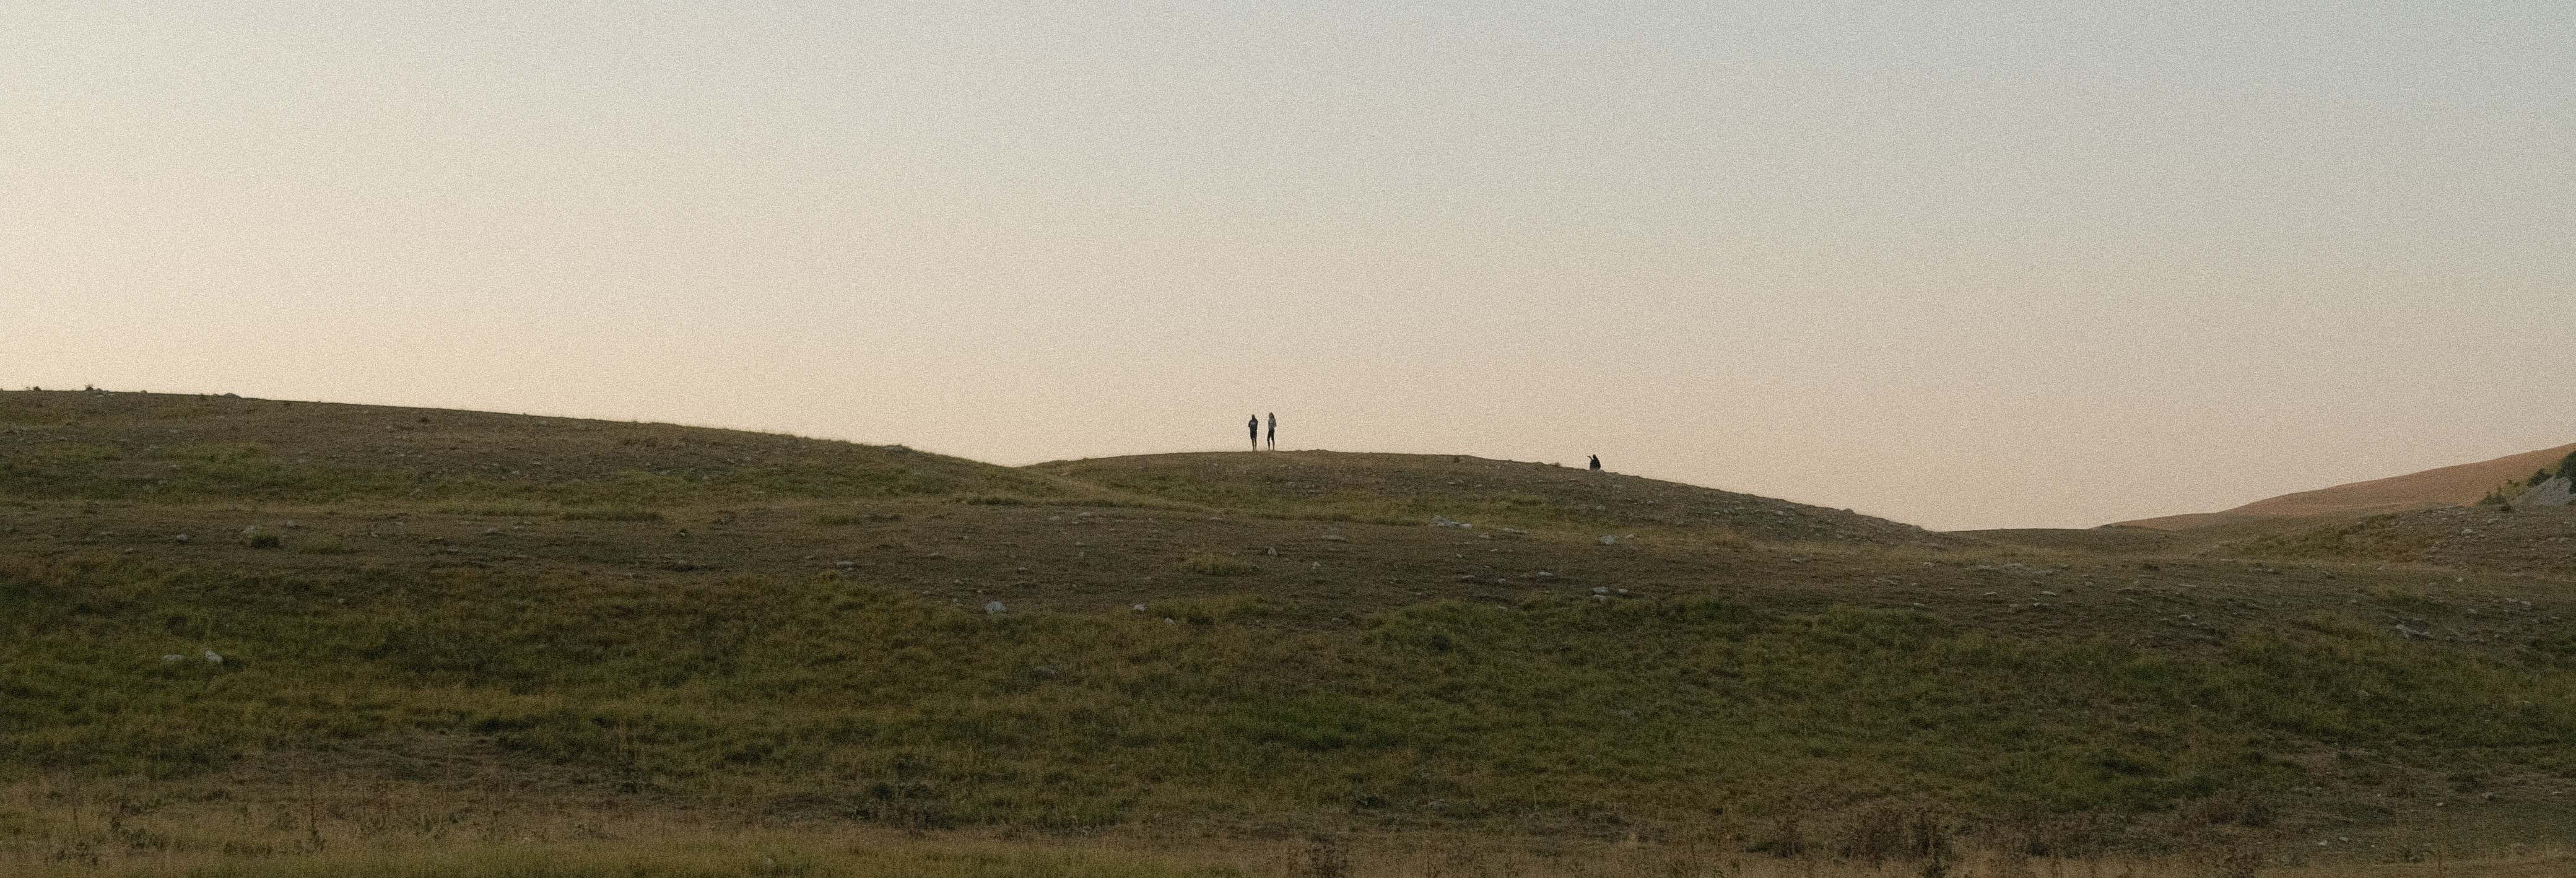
[8,3,2573,530]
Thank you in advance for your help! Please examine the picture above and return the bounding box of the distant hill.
[2113,442,2576,531]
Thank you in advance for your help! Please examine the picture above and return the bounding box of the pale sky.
[7,2,2572,530]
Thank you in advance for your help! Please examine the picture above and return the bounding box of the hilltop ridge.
[1032,451,1956,548]
[0,389,1076,505]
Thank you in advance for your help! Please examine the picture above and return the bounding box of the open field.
[6,391,2575,875]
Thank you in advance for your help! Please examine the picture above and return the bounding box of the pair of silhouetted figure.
[1247,413,1276,450]
[1589,454,1601,472]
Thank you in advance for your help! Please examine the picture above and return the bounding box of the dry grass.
[9,391,2576,874]
[3,798,2561,878]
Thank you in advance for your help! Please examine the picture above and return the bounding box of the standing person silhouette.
[1588,454,1601,472]
[1266,412,1277,450]
[1247,415,1260,450]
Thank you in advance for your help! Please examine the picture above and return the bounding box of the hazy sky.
[7,2,2572,529]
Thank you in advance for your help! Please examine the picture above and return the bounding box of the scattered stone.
[1131,604,1147,613]
[172,533,190,544]
[1265,546,1278,556]
[1598,536,1619,545]
[1592,586,1609,594]
[984,601,1007,614]
[160,654,186,664]
[202,650,224,665]
[1320,534,1347,542]
[1432,516,1474,529]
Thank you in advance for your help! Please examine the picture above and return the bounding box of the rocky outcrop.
[2511,476,2572,507]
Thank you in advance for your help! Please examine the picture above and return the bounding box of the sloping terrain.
[4,391,2575,876]
[0,389,1074,505]
[2117,443,2576,531]
[2221,503,2576,573]
[1032,451,1957,549]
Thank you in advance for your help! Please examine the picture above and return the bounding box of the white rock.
[202,650,224,665]
[1592,586,1609,594]
[1131,604,1147,612]
[2512,476,2572,508]
[984,601,1006,614]
[160,654,186,664]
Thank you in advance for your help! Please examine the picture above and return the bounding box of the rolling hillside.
[2115,443,2576,531]
[0,389,1077,505]
[1032,451,1958,548]
[4,390,2575,876]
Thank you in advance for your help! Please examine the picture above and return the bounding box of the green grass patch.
[1178,552,1260,576]
[557,508,664,523]
[4,554,2568,830]
[2227,515,2442,563]
[437,502,557,517]
[292,536,355,555]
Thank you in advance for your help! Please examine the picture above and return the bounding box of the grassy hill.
[0,390,1077,506]
[1032,451,1957,548]
[2117,443,2576,531]
[5,391,2575,877]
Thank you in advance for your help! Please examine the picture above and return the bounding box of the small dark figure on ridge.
[1588,454,1601,472]
[1248,415,1260,450]
[1266,412,1277,450]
